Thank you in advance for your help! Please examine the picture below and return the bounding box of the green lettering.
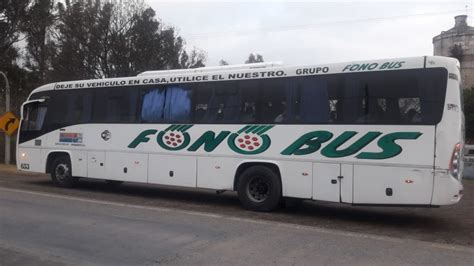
[356,132,422,159]
[128,129,158,148]
[281,131,333,156]
[321,131,382,158]
[187,131,230,152]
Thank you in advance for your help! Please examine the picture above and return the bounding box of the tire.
[105,180,124,187]
[237,166,282,212]
[50,155,77,188]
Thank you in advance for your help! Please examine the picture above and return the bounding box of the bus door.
[312,163,353,203]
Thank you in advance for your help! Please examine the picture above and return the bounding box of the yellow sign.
[0,112,20,136]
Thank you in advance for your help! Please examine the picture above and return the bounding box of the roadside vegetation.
[1,0,207,113]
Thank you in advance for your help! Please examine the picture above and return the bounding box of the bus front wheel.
[50,155,77,188]
[237,166,282,212]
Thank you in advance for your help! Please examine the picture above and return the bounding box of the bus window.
[204,82,240,123]
[66,91,92,124]
[239,80,259,123]
[296,77,330,124]
[164,86,192,123]
[333,69,446,125]
[44,91,70,129]
[193,84,212,123]
[260,79,288,123]
[399,98,421,123]
[141,88,165,122]
[93,88,138,123]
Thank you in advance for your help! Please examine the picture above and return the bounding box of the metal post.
[0,71,11,165]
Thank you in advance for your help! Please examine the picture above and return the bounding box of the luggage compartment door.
[105,152,148,183]
[313,163,353,203]
[353,165,433,204]
[148,154,196,188]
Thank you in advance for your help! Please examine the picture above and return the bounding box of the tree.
[245,53,264,64]
[0,0,30,58]
[22,0,56,83]
[179,48,206,69]
[465,89,474,140]
[219,59,229,66]
[51,0,106,80]
[0,0,36,114]
[51,0,206,80]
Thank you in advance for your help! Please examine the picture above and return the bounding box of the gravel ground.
[0,166,473,247]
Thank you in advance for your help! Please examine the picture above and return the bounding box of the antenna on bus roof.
[136,62,284,77]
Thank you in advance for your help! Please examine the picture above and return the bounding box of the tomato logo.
[227,125,273,155]
[157,125,192,151]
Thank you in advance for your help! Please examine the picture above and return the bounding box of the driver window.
[22,104,47,131]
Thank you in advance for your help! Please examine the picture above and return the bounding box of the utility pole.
[0,71,11,165]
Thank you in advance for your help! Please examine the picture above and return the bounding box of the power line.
[187,8,469,40]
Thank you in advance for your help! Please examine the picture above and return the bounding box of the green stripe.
[174,124,186,131]
[169,124,180,131]
[251,125,266,134]
[180,125,193,132]
[255,125,273,135]
[245,125,257,133]
[238,125,251,134]
[164,125,175,131]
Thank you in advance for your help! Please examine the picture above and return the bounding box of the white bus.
[17,56,464,212]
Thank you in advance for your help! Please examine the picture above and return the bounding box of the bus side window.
[296,77,330,124]
[193,84,212,123]
[239,80,259,124]
[67,91,92,124]
[164,86,192,123]
[141,88,165,123]
[104,88,138,123]
[91,88,137,123]
[204,82,240,123]
[44,91,70,129]
[399,98,421,123]
[260,79,289,123]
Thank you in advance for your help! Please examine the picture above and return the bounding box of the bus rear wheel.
[50,155,77,188]
[237,166,282,212]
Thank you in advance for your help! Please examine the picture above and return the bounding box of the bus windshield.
[21,102,47,131]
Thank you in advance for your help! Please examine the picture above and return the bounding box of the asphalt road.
[1,170,474,246]
[1,188,473,265]
[1,169,474,265]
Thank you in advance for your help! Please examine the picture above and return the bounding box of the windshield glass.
[21,103,47,131]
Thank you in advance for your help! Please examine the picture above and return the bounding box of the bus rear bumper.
[431,170,463,206]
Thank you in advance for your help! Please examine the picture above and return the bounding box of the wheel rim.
[246,176,270,203]
[55,163,69,181]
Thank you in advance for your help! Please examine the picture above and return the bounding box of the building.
[433,15,474,89]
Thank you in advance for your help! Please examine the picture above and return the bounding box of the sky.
[148,0,472,66]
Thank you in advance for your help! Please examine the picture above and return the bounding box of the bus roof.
[137,62,284,76]
[31,56,458,95]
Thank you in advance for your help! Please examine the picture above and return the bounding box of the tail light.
[449,143,462,179]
